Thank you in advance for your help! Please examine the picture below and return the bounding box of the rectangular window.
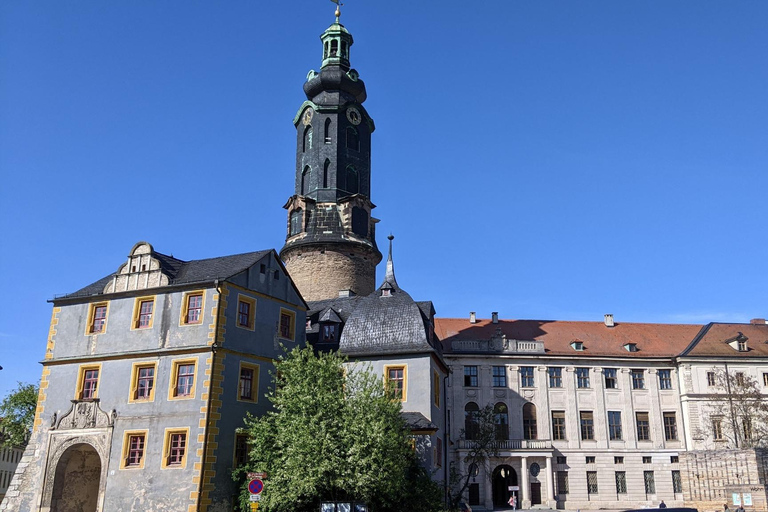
[239,367,254,400]
[580,411,594,440]
[557,456,567,465]
[183,293,203,325]
[120,430,148,469]
[763,372,768,387]
[636,412,650,441]
[587,471,598,494]
[135,299,154,329]
[663,412,678,440]
[658,369,672,390]
[164,430,188,468]
[576,368,590,388]
[707,371,716,386]
[644,471,656,494]
[88,303,108,334]
[238,300,251,327]
[614,456,624,464]
[130,362,157,402]
[604,368,618,389]
[736,372,745,386]
[434,371,440,408]
[672,470,682,494]
[234,433,249,468]
[468,483,480,505]
[552,411,566,440]
[631,370,645,389]
[670,455,679,463]
[549,367,562,388]
[520,366,535,387]
[279,309,296,340]
[557,471,569,495]
[322,324,337,342]
[82,369,99,399]
[585,456,595,464]
[385,366,407,401]
[492,366,507,387]
[169,359,197,400]
[464,366,478,387]
[608,411,622,440]
[643,456,652,464]
[712,418,723,440]
[615,471,627,494]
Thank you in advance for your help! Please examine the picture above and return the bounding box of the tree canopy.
[0,382,39,448]
[236,345,441,512]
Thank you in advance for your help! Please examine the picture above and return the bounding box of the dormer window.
[624,343,638,352]
[727,332,749,352]
[382,289,391,297]
[570,341,584,351]
[738,340,747,352]
[322,324,337,342]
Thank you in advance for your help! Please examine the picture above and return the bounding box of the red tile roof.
[681,323,768,358]
[435,317,704,358]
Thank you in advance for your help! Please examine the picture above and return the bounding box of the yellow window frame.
[120,429,148,470]
[128,361,159,403]
[75,363,102,400]
[168,358,198,401]
[131,295,156,330]
[161,427,190,469]
[236,361,260,403]
[278,308,296,341]
[236,294,257,331]
[434,370,440,408]
[180,290,206,326]
[383,364,408,402]
[85,302,109,335]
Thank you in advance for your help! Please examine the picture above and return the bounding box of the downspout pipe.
[197,279,221,510]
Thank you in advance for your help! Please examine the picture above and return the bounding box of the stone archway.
[492,464,518,509]
[49,443,102,512]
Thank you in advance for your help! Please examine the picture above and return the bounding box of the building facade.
[0,447,24,503]
[1,242,306,512]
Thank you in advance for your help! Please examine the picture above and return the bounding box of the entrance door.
[530,482,542,505]
[50,443,102,512]
[492,465,518,509]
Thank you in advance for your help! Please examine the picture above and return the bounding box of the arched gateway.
[492,464,518,509]
[50,443,102,512]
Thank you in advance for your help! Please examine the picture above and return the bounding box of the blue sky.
[1,1,766,393]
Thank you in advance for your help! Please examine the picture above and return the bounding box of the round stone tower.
[280,13,382,302]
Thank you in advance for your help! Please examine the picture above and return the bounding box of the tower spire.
[382,234,398,289]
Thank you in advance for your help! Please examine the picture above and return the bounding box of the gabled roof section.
[318,307,343,323]
[58,241,273,300]
[435,317,703,358]
[679,322,768,358]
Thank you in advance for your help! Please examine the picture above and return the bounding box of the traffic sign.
[249,495,261,502]
[248,479,264,494]
[250,503,259,512]
[248,472,267,479]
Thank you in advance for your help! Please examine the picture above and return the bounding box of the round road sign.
[248,479,264,494]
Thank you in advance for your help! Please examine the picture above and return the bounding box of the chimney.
[604,314,614,327]
[492,312,499,324]
[469,312,477,324]
[750,318,767,325]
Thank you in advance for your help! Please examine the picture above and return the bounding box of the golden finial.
[330,0,343,22]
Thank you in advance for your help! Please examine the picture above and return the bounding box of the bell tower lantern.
[280,10,382,302]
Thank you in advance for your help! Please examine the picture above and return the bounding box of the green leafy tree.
[0,382,39,448]
[236,345,441,512]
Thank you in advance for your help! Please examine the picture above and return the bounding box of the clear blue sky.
[1,1,766,393]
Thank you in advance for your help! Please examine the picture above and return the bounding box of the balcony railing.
[457,439,552,450]
[450,339,545,354]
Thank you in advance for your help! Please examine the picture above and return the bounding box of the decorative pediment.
[103,241,172,293]
[51,399,116,431]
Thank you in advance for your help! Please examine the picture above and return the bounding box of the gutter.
[197,279,221,511]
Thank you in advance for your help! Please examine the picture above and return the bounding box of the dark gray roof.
[60,250,272,300]
[338,239,438,357]
[401,412,438,433]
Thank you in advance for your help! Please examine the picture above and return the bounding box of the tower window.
[351,206,368,237]
[324,41,329,59]
[330,39,338,57]
[346,166,359,195]
[323,159,330,188]
[301,166,311,196]
[341,41,348,58]
[303,126,313,152]
[346,126,359,151]
[324,118,332,143]
[290,209,303,236]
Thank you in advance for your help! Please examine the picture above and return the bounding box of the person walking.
[736,505,745,512]
[508,494,517,510]
[724,504,730,512]
[659,501,667,509]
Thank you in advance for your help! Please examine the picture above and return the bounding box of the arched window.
[346,126,359,151]
[494,403,509,441]
[323,159,331,189]
[303,126,313,152]
[324,118,332,144]
[324,41,329,59]
[523,403,537,440]
[330,39,338,57]
[301,166,311,196]
[290,209,303,236]
[346,166,358,194]
[464,402,480,440]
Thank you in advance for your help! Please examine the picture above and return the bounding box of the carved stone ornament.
[51,399,116,431]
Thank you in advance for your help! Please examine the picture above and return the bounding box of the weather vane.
[330,0,343,22]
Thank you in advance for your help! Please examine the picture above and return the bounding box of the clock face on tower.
[346,107,361,125]
[302,108,314,126]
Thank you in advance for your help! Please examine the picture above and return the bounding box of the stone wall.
[283,245,377,301]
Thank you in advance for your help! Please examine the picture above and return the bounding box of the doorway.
[530,482,541,505]
[50,443,102,512]
[492,464,518,509]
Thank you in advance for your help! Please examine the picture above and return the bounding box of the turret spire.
[381,234,398,290]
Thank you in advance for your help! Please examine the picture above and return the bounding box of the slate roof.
[435,317,703,358]
[401,412,438,433]
[60,250,272,300]
[338,239,440,358]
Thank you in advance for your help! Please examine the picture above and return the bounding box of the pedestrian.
[508,494,517,510]
[737,505,745,512]
[659,501,667,509]
[724,504,730,512]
